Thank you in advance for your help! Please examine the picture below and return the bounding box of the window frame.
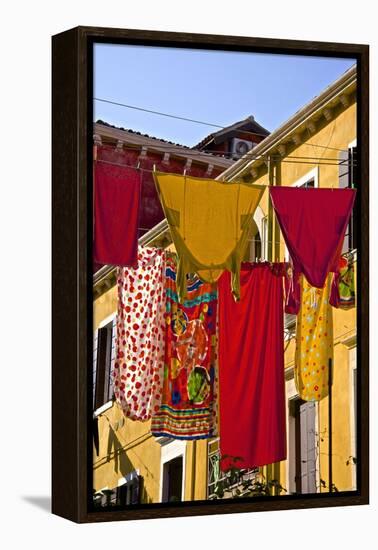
[159,439,187,503]
[93,312,117,415]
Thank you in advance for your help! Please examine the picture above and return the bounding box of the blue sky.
[94,44,355,147]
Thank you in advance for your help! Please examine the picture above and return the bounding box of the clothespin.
[153,163,157,173]
[136,159,141,170]
[184,158,192,174]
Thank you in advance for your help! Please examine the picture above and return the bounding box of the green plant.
[211,455,287,499]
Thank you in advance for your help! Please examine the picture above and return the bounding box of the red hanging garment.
[94,161,141,267]
[270,187,356,298]
[218,263,286,472]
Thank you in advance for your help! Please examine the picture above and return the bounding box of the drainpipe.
[268,155,275,261]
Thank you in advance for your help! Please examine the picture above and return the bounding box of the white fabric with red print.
[113,247,166,420]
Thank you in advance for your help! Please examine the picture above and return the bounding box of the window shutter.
[107,317,117,401]
[350,146,357,249]
[95,319,116,410]
[349,146,357,189]
[93,417,99,456]
[116,484,127,506]
[339,147,357,253]
[102,323,112,402]
[131,476,143,505]
[339,150,349,189]
[300,402,317,493]
[94,326,108,410]
[93,330,98,410]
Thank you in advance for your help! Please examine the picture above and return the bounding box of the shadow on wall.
[106,425,153,504]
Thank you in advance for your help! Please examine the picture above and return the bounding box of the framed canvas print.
[52,26,369,523]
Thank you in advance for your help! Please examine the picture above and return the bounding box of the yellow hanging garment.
[295,273,333,401]
[154,172,265,302]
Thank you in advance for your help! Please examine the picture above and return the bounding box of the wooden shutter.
[94,318,116,410]
[299,402,317,493]
[130,475,143,505]
[339,147,357,252]
[339,149,350,189]
[115,475,144,506]
[350,146,357,249]
[93,417,99,456]
[107,317,117,401]
[116,484,127,506]
[94,325,109,410]
[93,330,98,410]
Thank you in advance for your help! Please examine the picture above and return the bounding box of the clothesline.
[94,140,356,164]
[93,99,355,155]
[162,236,357,257]
[94,138,356,164]
[95,156,354,174]
[162,241,357,261]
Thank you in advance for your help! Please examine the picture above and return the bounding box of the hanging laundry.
[283,263,301,314]
[330,256,356,309]
[113,247,166,421]
[295,274,333,402]
[218,263,287,471]
[94,161,141,267]
[270,187,356,312]
[151,255,218,440]
[153,172,265,301]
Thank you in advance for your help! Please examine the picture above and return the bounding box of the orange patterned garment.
[295,274,333,402]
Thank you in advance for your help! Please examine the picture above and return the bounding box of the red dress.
[218,263,287,471]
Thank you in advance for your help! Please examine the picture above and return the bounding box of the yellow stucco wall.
[93,285,210,503]
[93,99,357,501]
[275,101,357,493]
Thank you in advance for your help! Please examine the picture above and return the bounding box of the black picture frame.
[52,26,369,523]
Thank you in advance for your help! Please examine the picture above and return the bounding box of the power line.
[94,97,353,153]
[95,98,231,130]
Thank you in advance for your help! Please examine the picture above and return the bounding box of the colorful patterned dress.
[151,255,218,439]
[295,274,333,402]
[330,256,356,309]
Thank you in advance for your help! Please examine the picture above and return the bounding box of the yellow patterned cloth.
[153,172,265,302]
[295,274,333,401]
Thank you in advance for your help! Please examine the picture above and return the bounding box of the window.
[300,178,315,189]
[159,439,186,503]
[283,168,318,332]
[93,316,116,411]
[245,206,267,262]
[289,400,317,494]
[207,438,258,499]
[116,473,143,506]
[93,472,143,509]
[261,215,269,260]
[291,166,318,190]
[162,456,183,503]
[339,145,357,252]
